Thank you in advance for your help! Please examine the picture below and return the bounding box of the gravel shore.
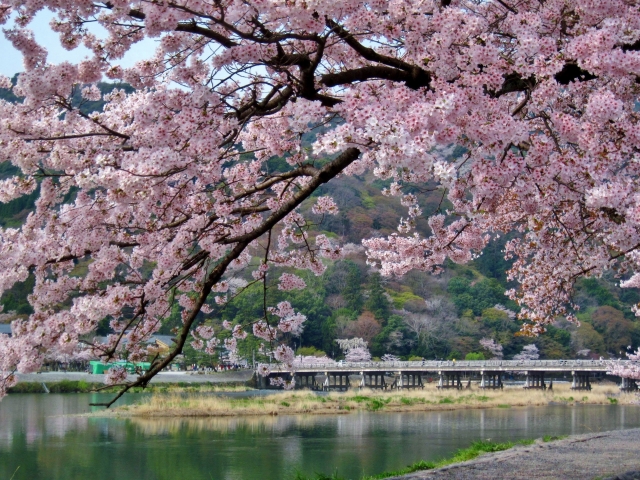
[386,428,640,480]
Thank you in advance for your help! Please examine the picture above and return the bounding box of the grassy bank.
[8,381,251,394]
[294,436,567,480]
[108,383,633,417]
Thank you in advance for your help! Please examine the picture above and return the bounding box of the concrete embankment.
[385,428,640,480]
[15,370,254,385]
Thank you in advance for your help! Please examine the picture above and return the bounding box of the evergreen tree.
[365,272,390,322]
[342,261,364,314]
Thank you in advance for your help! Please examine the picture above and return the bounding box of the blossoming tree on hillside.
[336,337,372,362]
[2,0,640,400]
[479,338,504,360]
[513,344,540,361]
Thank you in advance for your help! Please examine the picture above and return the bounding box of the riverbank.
[383,428,640,480]
[294,437,562,480]
[8,380,252,394]
[292,429,640,480]
[8,370,254,394]
[105,383,636,417]
[14,369,254,384]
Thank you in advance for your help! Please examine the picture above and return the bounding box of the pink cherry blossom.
[513,344,540,361]
[104,366,128,386]
[273,345,295,366]
[336,338,372,362]
[232,325,248,340]
[195,325,214,340]
[277,273,307,291]
[345,347,372,363]
[479,338,504,360]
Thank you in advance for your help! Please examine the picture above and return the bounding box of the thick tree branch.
[223,148,360,245]
[94,147,360,407]
[175,21,237,48]
[322,65,431,90]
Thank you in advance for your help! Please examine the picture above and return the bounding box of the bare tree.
[343,312,382,343]
[402,297,458,351]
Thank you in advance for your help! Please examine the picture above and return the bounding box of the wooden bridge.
[257,359,637,392]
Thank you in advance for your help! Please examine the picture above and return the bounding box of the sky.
[0,11,154,78]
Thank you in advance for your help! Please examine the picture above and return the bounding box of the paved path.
[386,428,640,480]
[16,370,254,384]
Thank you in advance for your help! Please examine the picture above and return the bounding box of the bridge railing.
[269,359,631,372]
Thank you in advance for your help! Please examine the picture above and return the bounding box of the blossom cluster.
[513,344,540,361]
[336,338,372,363]
[479,338,504,360]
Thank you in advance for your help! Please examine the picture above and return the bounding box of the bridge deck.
[268,359,632,374]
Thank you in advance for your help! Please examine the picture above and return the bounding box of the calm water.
[1,393,640,480]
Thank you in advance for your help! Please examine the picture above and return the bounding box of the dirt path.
[386,428,640,480]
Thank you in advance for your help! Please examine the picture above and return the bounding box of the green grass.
[347,395,392,411]
[350,395,371,403]
[294,438,541,480]
[542,435,567,442]
[7,380,247,394]
[554,396,574,402]
[294,473,344,480]
[367,398,390,411]
[8,380,96,394]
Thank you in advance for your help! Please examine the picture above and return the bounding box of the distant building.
[0,324,11,336]
[148,335,176,354]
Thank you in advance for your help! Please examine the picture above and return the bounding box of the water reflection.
[0,394,639,480]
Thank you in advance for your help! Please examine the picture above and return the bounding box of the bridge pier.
[524,371,546,390]
[620,377,638,392]
[437,371,462,389]
[401,372,424,389]
[294,373,319,390]
[479,371,503,389]
[361,372,388,390]
[391,372,424,390]
[570,371,591,391]
[390,372,424,390]
[323,372,351,391]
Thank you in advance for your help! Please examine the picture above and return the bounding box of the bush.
[465,352,485,360]
[296,346,326,357]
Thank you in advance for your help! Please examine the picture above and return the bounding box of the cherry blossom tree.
[513,344,540,361]
[344,347,372,363]
[336,337,372,362]
[479,338,504,360]
[293,355,336,367]
[2,0,640,399]
[380,354,401,363]
[608,348,640,381]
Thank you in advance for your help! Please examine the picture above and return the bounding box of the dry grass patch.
[107,382,633,418]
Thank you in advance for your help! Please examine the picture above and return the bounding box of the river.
[1,393,639,480]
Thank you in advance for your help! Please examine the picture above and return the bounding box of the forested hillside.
[2,80,639,364]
